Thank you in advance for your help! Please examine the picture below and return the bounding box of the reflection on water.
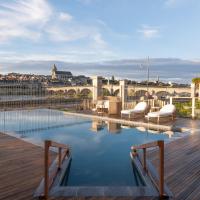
[90,120,105,132]
[90,120,121,134]
[0,109,183,186]
[0,95,46,102]
[0,109,90,138]
[107,121,121,134]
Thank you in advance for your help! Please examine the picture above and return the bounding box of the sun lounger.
[146,104,176,123]
[121,102,148,119]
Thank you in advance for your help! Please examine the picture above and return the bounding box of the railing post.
[143,148,147,171]
[44,140,51,200]
[58,147,62,170]
[131,140,165,198]
[158,140,164,198]
[132,148,138,157]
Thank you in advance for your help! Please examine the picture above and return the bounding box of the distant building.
[51,64,72,81]
[0,80,45,95]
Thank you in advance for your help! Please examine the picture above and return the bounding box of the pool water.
[0,109,182,186]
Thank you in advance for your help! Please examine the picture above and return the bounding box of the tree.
[192,77,200,85]
[192,77,200,99]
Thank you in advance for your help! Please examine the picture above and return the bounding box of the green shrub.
[174,100,200,118]
[192,77,200,84]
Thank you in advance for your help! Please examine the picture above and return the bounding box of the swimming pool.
[0,109,184,187]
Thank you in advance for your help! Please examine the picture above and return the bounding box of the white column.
[120,80,127,110]
[198,83,200,100]
[92,76,102,102]
[192,97,196,119]
[170,97,173,105]
[191,83,196,119]
[191,83,195,98]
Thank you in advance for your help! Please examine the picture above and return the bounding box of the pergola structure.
[92,76,128,107]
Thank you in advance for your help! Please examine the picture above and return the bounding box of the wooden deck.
[0,132,200,200]
[0,133,55,200]
[148,133,200,200]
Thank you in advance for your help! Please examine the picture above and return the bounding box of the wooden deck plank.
[148,133,200,200]
[0,133,56,200]
[0,131,200,200]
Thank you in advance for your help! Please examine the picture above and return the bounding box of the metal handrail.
[131,140,164,198]
[44,140,70,200]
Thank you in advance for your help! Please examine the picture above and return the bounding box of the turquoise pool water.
[0,109,183,186]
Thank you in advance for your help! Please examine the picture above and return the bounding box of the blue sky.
[0,0,200,63]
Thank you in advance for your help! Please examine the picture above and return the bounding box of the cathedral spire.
[52,64,57,72]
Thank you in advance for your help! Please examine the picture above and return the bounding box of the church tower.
[51,64,57,79]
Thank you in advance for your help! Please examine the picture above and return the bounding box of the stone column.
[119,80,127,110]
[77,89,80,97]
[191,83,196,119]
[192,97,196,119]
[107,79,113,95]
[198,83,200,100]
[191,83,195,98]
[92,76,102,102]
[170,97,173,105]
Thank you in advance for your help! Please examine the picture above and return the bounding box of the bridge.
[47,84,192,98]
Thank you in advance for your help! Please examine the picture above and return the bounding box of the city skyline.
[1,58,200,84]
[0,0,200,67]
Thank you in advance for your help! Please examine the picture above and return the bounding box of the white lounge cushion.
[96,100,104,108]
[121,102,148,115]
[121,109,135,115]
[147,111,173,118]
[96,100,109,109]
[160,104,176,113]
[136,126,146,132]
[96,100,103,107]
[147,111,159,118]
[147,104,176,118]
[103,100,109,108]
[134,102,148,112]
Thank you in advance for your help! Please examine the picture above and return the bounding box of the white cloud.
[165,0,177,6]
[0,0,115,62]
[46,25,90,42]
[0,49,117,63]
[59,12,73,21]
[46,18,109,51]
[165,0,191,7]
[0,0,107,47]
[96,19,131,40]
[138,25,160,39]
[191,59,200,63]
[0,0,52,42]
[78,0,97,5]
[45,25,112,59]
[92,33,107,49]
